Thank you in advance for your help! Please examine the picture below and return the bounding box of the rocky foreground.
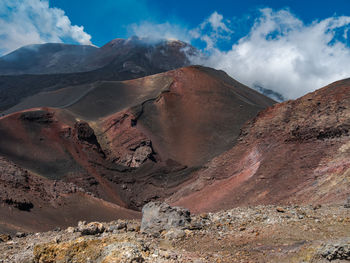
[0,202,349,263]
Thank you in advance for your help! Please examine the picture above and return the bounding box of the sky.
[1,0,350,99]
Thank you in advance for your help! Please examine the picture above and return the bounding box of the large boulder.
[140,202,191,236]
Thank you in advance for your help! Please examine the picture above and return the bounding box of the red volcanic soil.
[133,66,274,166]
[170,78,350,213]
[0,66,274,233]
[0,156,139,234]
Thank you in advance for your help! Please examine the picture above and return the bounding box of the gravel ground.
[0,204,349,263]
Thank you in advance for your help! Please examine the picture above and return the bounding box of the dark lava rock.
[0,234,11,242]
[344,196,350,208]
[4,198,34,211]
[75,121,96,143]
[20,110,53,124]
[320,239,350,261]
[141,202,191,236]
[276,207,286,213]
[15,232,27,238]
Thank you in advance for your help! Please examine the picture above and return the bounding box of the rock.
[163,228,186,240]
[107,222,127,232]
[200,213,209,220]
[15,232,27,238]
[34,238,146,263]
[187,222,203,230]
[54,236,61,244]
[344,196,350,208]
[130,145,153,167]
[141,202,191,236]
[313,204,322,210]
[104,242,145,262]
[20,110,53,124]
[0,234,11,242]
[75,122,95,142]
[78,222,105,236]
[127,222,140,232]
[66,227,75,233]
[128,141,155,168]
[320,239,350,260]
[276,207,285,213]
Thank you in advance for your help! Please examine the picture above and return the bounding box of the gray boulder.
[141,202,191,236]
[77,221,105,236]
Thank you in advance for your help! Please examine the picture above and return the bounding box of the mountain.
[0,37,196,112]
[169,78,350,212]
[0,66,275,233]
[0,43,98,75]
[0,37,195,76]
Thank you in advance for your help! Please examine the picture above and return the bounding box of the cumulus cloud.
[190,11,232,49]
[130,11,232,50]
[129,22,193,43]
[130,8,350,100]
[0,0,92,55]
[203,8,350,99]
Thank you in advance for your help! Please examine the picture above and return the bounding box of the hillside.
[0,66,275,233]
[168,78,350,212]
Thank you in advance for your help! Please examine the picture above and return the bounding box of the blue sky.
[2,0,350,99]
[50,0,350,47]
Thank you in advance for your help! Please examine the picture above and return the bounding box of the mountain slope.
[3,66,275,165]
[0,43,98,75]
[0,37,195,112]
[169,78,350,212]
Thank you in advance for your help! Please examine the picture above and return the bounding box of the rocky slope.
[0,66,275,233]
[168,78,350,212]
[1,202,349,263]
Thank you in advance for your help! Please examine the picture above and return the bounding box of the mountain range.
[0,37,349,236]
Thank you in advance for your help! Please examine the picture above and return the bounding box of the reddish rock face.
[170,78,350,213]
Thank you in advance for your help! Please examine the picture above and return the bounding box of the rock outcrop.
[141,202,191,236]
[320,239,350,261]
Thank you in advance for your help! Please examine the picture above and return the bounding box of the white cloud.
[206,11,231,33]
[130,11,232,50]
[130,9,350,100]
[191,11,233,50]
[129,22,193,43]
[200,9,350,99]
[0,0,92,55]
